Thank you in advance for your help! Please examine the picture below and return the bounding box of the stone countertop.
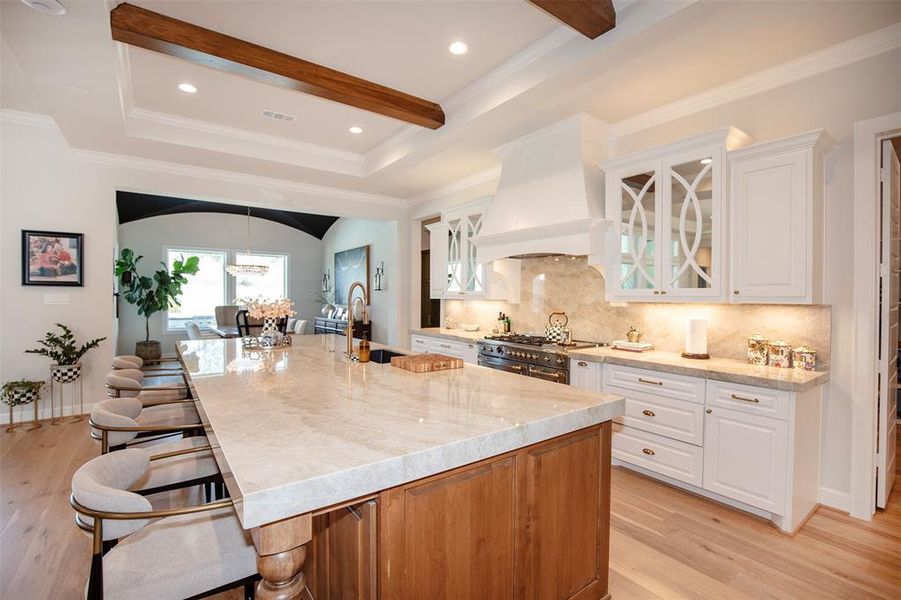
[411,327,487,343]
[568,347,829,392]
[177,335,623,529]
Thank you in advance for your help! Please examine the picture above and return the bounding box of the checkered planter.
[50,364,81,384]
[1,388,40,407]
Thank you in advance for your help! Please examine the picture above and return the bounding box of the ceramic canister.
[767,341,792,368]
[792,346,817,371]
[747,334,768,365]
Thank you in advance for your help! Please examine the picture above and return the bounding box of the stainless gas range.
[477,335,608,385]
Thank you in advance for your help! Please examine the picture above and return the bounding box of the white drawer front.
[604,364,705,404]
[706,380,790,420]
[431,339,464,357]
[411,335,432,352]
[615,394,705,446]
[612,424,704,487]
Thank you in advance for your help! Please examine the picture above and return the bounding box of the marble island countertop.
[177,334,624,529]
[411,327,827,391]
[568,347,828,391]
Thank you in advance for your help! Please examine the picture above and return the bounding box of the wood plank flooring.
[1,420,899,599]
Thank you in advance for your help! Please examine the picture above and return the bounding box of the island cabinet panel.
[516,425,610,600]
[378,423,611,600]
[379,455,516,600]
[307,500,377,600]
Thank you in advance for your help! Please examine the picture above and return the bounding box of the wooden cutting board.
[391,353,464,373]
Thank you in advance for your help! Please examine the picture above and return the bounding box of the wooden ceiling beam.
[110,3,445,129]
[527,0,616,39]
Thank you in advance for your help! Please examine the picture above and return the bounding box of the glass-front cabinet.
[427,199,491,300]
[601,128,745,302]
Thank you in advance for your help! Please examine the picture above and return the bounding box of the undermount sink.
[369,349,406,364]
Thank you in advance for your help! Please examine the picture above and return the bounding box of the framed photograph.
[22,230,84,286]
[334,244,369,303]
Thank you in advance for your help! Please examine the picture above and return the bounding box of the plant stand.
[4,392,41,433]
[50,364,83,425]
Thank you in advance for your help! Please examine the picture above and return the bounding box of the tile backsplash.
[444,256,832,368]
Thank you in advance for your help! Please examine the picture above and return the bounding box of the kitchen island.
[177,334,624,600]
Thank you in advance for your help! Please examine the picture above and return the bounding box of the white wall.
[411,49,901,508]
[0,116,407,423]
[117,213,323,355]
[321,217,400,345]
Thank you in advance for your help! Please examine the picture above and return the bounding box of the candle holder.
[682,318,710,360]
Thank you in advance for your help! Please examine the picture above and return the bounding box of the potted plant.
[115,248,200,361]
[25,323,105,383]
[2,380,45,432]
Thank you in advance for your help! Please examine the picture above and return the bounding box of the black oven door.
[478,355,527,376]
[528,365,568,385]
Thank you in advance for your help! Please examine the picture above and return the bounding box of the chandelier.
[227,207,269,277]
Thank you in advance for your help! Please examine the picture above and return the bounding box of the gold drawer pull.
[642,409,656,417]
[730,393,760,404]
[577,361,589,367]
[642,448,655,456]
[638,377,663,386]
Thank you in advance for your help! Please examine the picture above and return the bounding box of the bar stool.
[106,369,188,407]
[90,397,199,453]
[112,354,182,373]
[70,450,259,600]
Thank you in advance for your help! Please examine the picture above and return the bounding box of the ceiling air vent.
[260,109,296,123]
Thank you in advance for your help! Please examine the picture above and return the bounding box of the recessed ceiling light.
[699,158,712,165]
[20,0,66,16]
[448,41,468,55]
[178,83,197,94]
[349,126,363,134]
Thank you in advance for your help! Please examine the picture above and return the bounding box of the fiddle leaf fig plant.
[115,248,201,342]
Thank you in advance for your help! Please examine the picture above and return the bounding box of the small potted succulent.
[25,323,106,383]
[2,380,45,431]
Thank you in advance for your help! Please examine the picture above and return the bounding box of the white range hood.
[473,114,610,268]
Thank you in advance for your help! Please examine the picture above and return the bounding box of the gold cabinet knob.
[653,290,660,295]
[642,409,656,417]
[733,290,740,295]
[706,409,713,414]
[642,448,655,456]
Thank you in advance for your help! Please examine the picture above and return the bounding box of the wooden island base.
[254,422,612,600]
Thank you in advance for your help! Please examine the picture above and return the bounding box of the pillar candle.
[685,318,708,355]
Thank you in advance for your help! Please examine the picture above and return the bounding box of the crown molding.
[608,21,901,139]
[72,148,409,208]
[0,109,57,129]
[126,108,366,177]
[410,166,502,206]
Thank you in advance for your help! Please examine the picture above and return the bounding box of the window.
[166,248,226,331]
[235,253,288,301]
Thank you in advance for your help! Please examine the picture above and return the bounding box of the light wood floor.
[1,420,900,599]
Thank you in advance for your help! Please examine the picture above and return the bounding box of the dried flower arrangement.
[235,297,296,320]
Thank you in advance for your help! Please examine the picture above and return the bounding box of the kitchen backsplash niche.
[444,256,832,368]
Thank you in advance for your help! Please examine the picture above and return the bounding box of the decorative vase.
[259,318,284,347]
[50,363,81,383]
[135,340,162,361]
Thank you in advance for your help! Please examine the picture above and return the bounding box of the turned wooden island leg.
[252,513,313,600]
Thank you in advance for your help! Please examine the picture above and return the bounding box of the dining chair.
[106,369,189,407]
[90,397,200,454]
[70,450,259,600]
[184,320,204,340]
[215,305,240,327]
[235,310,287,337]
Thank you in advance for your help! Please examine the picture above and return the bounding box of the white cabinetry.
[607,364,822,533]
[729,130,833,304]
[600,128,752,302]
[410,334,478,365]
[570,359,602,391]
[426,198,521,302]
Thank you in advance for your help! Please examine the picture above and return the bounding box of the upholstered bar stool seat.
[70,451,257,599]
[131,437,219,493]
[106,369,188,407]
[112,354,182,373]
[90,398,200,453]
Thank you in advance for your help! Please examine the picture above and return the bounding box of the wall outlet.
[43,293,70,306]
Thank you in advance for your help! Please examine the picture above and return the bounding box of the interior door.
[877,138,900,509]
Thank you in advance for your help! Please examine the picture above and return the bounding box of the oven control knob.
[496,347,504,355]
[545,356,551,362]
[556,358,564,365]
[528,353,536,359]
